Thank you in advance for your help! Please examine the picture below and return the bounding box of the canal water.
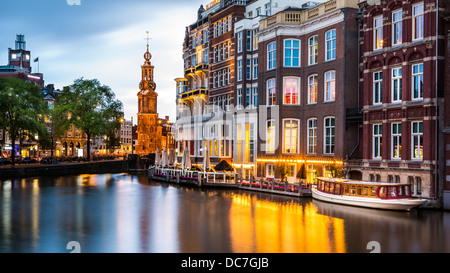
[0,173,449,253]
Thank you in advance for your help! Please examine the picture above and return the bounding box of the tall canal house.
[174,0,449,208]
[357,0,447,207]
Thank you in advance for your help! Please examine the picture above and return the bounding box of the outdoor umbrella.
[161,147,168,168]
[154,148,160,167]
[168,148,175,167]
[185,146,191,170]
[203,145,210,172]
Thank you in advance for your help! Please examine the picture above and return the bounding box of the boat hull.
[311,188,426,211]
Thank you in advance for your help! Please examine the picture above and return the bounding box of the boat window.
[329,183,335,194]
[335,184,341,195]
[350,185,356,195]
[363,186,369,196]
[344,185,349,195]
[371,187,377,197]
[398,186,405,196]
[357,186,362,196]
[389,187,397,198]
[379,187,386,198]
[405,185,410,196]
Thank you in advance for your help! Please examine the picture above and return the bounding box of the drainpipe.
[434,0,439,201]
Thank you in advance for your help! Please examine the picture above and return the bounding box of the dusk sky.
[0,0,206,123]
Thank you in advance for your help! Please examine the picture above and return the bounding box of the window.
[413,3,424,40]
[237,89,243,108]
[267,78,276,106]
[253,57,258,79]
[265,3,271,16]
[246,30,252,51]
[237,60,243,81]
[245,123,255,162]
[412,63,423,100]
[415,177,422,195]
[246,88,251,108]
[325,30,336,61]
[391,67,402,103]
[412,121,423,160]
[253,29,259,50]
[324,117,335,154]
[308,35,318,65]
[324,71,336,102]
[213,72,217,88]
[373,71,383,105]
[283,119,299,154]
[307,118,317,154]
[373,124,382,159]
[246,59,251,80]
[308,75,318,104]
[266,120,276,154]
[253,88,258,108]
[392,10,403,45]
[374,16,383,50]
[256,7,261,16]
[266,163,274,178]
[283,77,300,105]
[284,39,300,67]
[267,41,276,70]
[237,32,243,53]
[391,123,402,159]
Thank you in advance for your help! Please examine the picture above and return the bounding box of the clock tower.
[135,33,160,155]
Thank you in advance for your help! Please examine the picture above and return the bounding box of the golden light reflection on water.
[229,193,346,253]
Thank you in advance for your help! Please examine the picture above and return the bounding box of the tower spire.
[144,31,152,63]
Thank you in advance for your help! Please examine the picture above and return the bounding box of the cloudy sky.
[0,0,206,123]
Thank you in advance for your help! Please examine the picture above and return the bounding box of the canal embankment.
[0,159,129,179]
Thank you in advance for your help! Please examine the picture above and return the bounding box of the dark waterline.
[0,173,449,253]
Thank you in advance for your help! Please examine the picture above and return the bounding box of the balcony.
[180,88,208,100]
[259,0,359,31]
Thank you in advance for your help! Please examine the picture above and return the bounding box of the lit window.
[283,77,300,105]
[374,16,383,50]
[307,118,317,154]
[412,63,423,100]
[325,30,336,61]
[373,71,383,105]
[308,75,318,104]
[324,117,335,155]
[373,124,382,159]
[308,35,318,65]
[324,71,336,102]
[267,41,276,70]
[391,67,402,103]
[283,119,299,154]
[253,29,259,50]
[391,123,402,159]
[392,10,403,45]
[412,121,423,160]
[266,78,276,106]
[284,39,300,67]
[266,120,276,154]
[413,3,424,40]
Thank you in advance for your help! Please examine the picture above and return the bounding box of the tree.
[274,160,289,182]
[56,78,123,161]
[325,162,343,178]
[0,77,49,165]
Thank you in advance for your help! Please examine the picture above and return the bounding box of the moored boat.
[311,177,427,211]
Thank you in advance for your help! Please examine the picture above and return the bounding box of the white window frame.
[266,119,276,154]
[412,63,423,100]
[308,35,318,66]
[237,60,243,82]
[253,57,258,79]
[267,41,276,70]
[284,39,300,67]
[266,78,276,106]
[374,15,383,50]
[391,122,402,160]
[283,77,300,105]
[373,123,382,159]
[411,121,423,160]
[373,71,383,105]
[412,3,424,40]
[282,119,299,154]
[325,29,336,61]
[307,118,317,154]
[324,117,335,155]
[392,9,403,46]
[324,71,336,102]
[237,32,243,53]
[391,67,402,103]
[307,74,318,104]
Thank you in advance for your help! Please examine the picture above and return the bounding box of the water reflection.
[0,173,449,253]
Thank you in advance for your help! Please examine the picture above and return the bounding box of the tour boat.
[311,177,427,211]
